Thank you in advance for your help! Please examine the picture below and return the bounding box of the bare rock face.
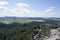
[43,28,60,40]
[56,39,60,40]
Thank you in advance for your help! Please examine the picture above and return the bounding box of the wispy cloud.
[0,1,56,17]
[16,3,30,8]
[41,7,55,17]
[43,7,55,13]
[0,1,8,6]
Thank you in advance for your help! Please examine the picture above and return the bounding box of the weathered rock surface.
[43,28,60,40]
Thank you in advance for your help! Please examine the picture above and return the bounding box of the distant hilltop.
[0,16,60,20]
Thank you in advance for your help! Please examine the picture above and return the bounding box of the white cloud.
[16,3,30,8]
[40,7,55,17]
[43,7,55,13]
[0,2,56,17]
[0,1,8,6]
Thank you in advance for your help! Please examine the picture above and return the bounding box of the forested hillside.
[0,19,60,40]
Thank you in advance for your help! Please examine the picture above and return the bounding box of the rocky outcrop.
[43,28,60,40]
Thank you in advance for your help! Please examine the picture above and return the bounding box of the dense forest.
[0,19,60,40]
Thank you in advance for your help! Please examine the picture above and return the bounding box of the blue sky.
[0,0,60,17]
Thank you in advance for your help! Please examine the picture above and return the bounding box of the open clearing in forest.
[0,19,45,24]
